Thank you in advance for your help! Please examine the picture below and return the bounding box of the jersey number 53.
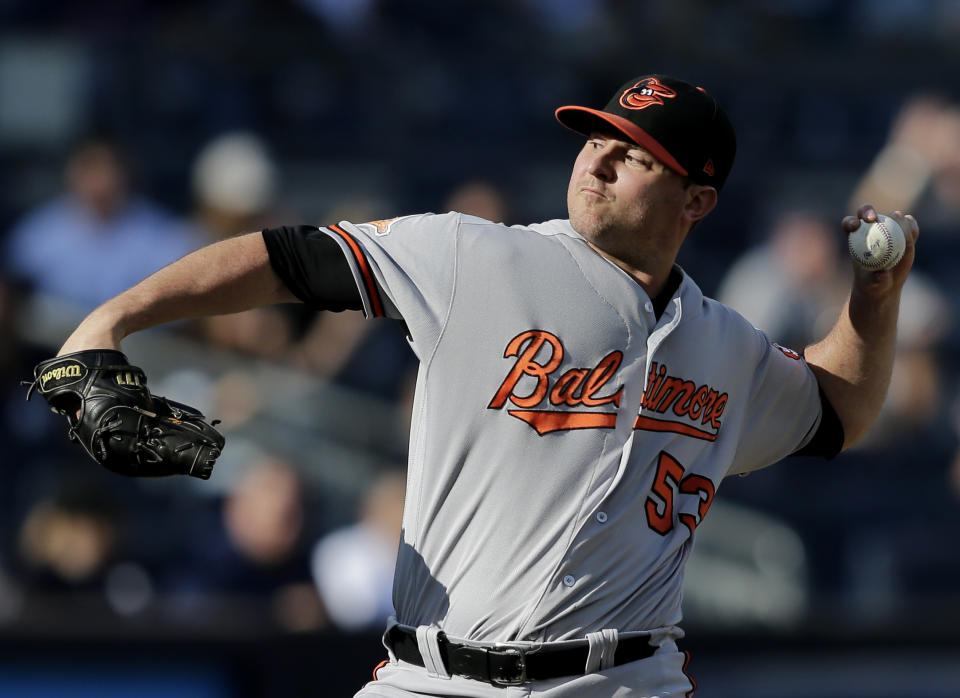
[645,451,715,535]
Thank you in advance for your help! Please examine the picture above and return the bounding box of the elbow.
[829,393,884,452]
[807,362,884,453]
[839,421,869,451]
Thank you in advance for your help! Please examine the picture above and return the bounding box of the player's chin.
[571,218,605,242]
[569,206,609,240]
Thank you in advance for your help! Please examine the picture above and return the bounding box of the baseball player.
[49,74,918,696]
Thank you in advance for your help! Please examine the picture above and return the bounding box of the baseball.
[847,214,906,270]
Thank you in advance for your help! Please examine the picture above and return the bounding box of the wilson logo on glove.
[39,361,86,391]
[25,350,224,480]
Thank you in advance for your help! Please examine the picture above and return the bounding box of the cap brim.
[555,106,688,177]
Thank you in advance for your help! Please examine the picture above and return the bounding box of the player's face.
[567,133,691,268]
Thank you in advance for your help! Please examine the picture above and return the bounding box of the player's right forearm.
[58,232,297,354]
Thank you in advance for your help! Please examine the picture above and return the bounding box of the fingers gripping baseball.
[842,203,919,293]
[25,350,224,479]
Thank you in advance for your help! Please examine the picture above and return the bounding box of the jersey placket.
[516,303,662,639]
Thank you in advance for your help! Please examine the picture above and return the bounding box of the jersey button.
[596,511,608,523]
[644,301,654,313]
[562,575,576,587]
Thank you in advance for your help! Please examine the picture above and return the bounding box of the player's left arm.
[803,204,920,450]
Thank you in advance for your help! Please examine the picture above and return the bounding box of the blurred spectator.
[0,0,959,665]
[841,93,960,474]
[223,457,305,568]
[17,490,118,592]
[311,469,404,631]
[715,209,849,350]
[290,179,510,404]
[2,136,201,312]
[443,179,510,223]
[683,501,808,630]
[13,477,167,622]
[287,197,414,400]
[848,93,960,327]
[12,480,162,620]
[717,204,958,612]
[855,271,953,452]
[719,208,954,459]
[849,94,960,235]
[0,272,86,568]
[190,131,279,243]
[163,455,324,632]
[187,131,306,360]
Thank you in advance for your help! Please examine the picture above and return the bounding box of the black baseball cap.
[555,74,737,190]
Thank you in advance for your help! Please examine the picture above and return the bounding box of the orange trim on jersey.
[508,410,617,434]
[682,650,697,697]
[633,415,718,442]
[372,659,388,680]
[327,224,385,318]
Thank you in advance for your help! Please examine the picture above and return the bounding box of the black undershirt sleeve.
[791,387,845,459]
[261,225,362,312]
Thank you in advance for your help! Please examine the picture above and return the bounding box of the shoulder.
[463,217,584,251]
[455,217,586,263]
[398,214,581,249]
[701,294,755,328]
[695,285,771,353]
[349,213,577,238]
[523,218,582,240]
[703,294,809,371]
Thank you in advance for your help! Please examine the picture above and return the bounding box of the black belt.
[386,625,657,686]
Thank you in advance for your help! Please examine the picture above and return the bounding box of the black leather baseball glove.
[25,350,224,479]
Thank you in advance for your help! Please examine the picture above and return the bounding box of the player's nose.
[585,147,615,181]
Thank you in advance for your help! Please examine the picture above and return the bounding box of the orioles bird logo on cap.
[619,77,677,110]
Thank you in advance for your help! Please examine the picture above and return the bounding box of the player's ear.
[683,184,718,224]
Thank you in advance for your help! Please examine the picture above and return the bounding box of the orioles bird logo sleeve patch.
[364,217,404,236]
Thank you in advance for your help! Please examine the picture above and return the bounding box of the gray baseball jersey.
[314,212,823,647]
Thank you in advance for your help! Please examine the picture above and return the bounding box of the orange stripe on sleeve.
[328,224,386,318]
[372,659,389,681]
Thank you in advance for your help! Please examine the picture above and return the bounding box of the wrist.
[847,282,901,337]
[58,305,128,355]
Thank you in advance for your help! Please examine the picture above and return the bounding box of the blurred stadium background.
[1,1,960,696]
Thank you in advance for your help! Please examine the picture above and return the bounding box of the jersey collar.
[661,264,704,324]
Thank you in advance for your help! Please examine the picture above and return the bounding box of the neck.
[586,242,673,299]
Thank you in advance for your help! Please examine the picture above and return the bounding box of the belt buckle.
[487,644,527,686]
